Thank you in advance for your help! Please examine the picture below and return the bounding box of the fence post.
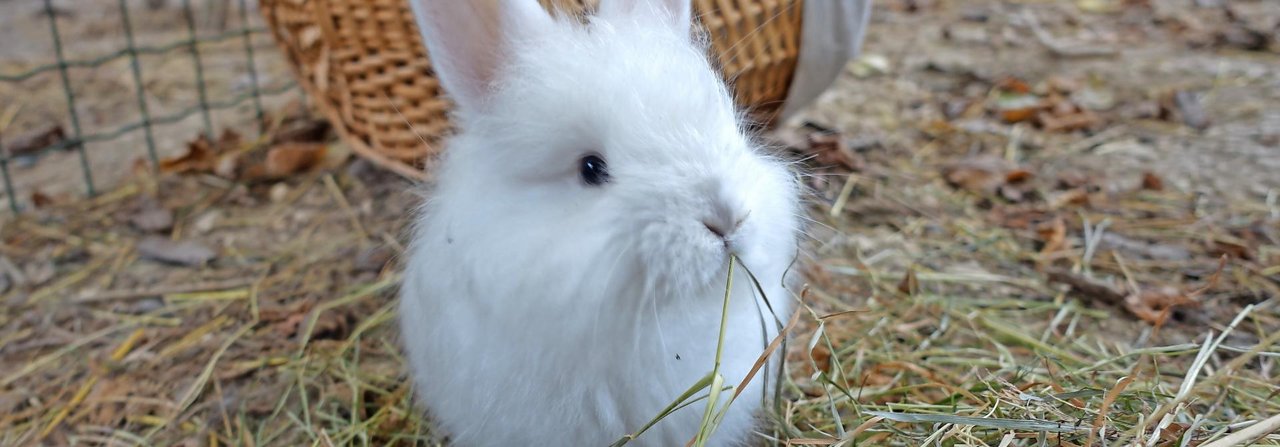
[0,137,18,214]
[43,0,97,196]
[181,0,215,137]
[118,0,161,167]
[238,0,266,128]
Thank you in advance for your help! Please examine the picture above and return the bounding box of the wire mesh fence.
[0,0,299,214]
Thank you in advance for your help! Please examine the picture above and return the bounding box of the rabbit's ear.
[598,0,692,36]
[409,0,553,111]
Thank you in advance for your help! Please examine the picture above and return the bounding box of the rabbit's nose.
[702,210,747,243]
[700,176,748,243]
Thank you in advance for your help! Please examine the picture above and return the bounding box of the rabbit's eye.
[579,154,610,186]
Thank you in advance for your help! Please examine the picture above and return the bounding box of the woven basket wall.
[261,0,804,179]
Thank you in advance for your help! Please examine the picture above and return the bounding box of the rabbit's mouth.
[630,216,749,301]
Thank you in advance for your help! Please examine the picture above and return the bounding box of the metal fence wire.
[0,0,297,214]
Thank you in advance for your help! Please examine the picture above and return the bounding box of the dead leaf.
[1209,239,1254,260]
[1055,170,1095,190]
[136,236,216,266]
[1038,217,1067,259]
[241,143,327,180]
[1039,109,1100,132]
[897,268,919,296]
[276,312,308,338]
[810,344,832,374]
[263,298,315,337]
[3,124,65,157]
[1141,172,1165,191]
[1124,287,1199,326]
[996,77,1032,94]
[161,130,242,175]
[943,156,1012,195]
[943,156,1035,201]
[806,133,866,172]
[920,120,958,139]
[1005,169,1034,184]
[311,308,355,341]
[1000,107,1039,124]
[989,206,1053,230]
[1048,188,1090,209]
[267,143,326,175]
[30,191,58,209]
[1156,423,1190,446]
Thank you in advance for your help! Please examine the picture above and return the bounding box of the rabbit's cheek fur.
[634,219,728,298]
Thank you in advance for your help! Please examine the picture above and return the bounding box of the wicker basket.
[261,0,804,179]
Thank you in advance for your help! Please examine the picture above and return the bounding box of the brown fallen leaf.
[993,77,1044,124]
[1035,91,1101,132]
[136,236,216,266]
[276,311,308,338]
[1038,109,1100,132]
[311,308,355,341]
[263,297,315,337]
[996,76,1032,94]
[806,132,866,172]
[3,124,65,157]
[1048,188,1091,209]
[1005,168,1034,184]
[1037,216,1068,261]
[942,156,1035,201]
[1209,239,1254,260]
[241,143,328,180]
[1141,172,1165,191]
[1157,422,1190,446]
[943,156,1011,195]
[30,191,59,209]
[990,205,1054,230]
[1055,170,1095,190]
[1000,107,1039,124]
[809,343,832,375]
[1050,257,1226,325]
[897,268,919,296]
[1124,287,1199,326]
[161,129,242,175]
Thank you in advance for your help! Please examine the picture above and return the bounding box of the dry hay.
[2,0,1279,445]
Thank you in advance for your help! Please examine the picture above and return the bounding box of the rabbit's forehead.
[508,23,734,120]
[499,36,740,152]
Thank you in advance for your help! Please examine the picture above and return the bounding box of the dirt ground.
[0,0,301,208]
[1,0,1278,446]
[808,0,1279,200]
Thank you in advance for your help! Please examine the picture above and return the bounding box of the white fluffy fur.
[400,1,801,445]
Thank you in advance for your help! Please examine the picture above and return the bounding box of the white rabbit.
[399,1,801,445]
